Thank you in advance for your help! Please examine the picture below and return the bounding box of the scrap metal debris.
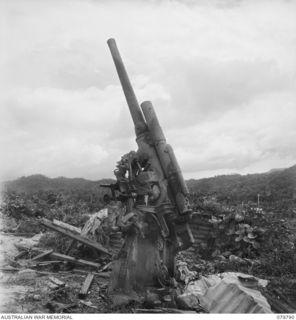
[184,272,272,313]
[78,273,95,299]
[2,204,295,314]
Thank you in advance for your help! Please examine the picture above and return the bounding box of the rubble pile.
[1,203,295,314]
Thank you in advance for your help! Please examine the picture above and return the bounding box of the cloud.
[1,0,295,180]
[159,58,292,127]
[172,91,296,178]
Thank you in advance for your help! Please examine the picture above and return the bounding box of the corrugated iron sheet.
[190,213,214,250]
[199,278,272,313]
[190,213,214,253]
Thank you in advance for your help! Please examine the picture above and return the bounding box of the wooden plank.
[32,249,54,261]
[78,273,95,299]
[99,261,112,272]
[49,276,65,287]
[53,219,81,234]
[0,266,20,272]
[14,251,27,260]
[25,247,101,269]
[49,252,101,269]
[18,259,62,269]
[40,218,111,255]
[33,261,63,267]
[73,269,110,278]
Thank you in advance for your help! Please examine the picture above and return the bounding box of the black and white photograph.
[0,0,296,315]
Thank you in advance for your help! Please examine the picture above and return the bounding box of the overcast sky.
[1,0,295,181]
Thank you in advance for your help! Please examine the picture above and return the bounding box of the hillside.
[187,164,296,203]
[2,174,114,195]
[1,175,115,210]
[2,164,296,203]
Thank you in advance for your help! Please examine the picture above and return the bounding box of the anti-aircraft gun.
[107,39,194,289]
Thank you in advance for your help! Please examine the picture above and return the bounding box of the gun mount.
[106,39,194,292]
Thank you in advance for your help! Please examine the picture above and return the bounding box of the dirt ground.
[0,211,114,314]
[0,233,30,312]
[0,231,114,313]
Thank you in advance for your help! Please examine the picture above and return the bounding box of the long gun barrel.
[107,38,147,137]
[107,38,191,216]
